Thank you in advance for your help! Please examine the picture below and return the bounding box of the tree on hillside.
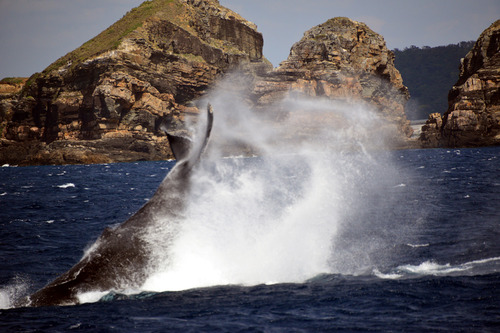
[393,41,475,120]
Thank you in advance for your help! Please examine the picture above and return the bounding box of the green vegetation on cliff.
[42,0,181,74]
[0,77,26,84]
[394,41,475,120]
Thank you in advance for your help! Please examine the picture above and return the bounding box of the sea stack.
[252,17,412,145]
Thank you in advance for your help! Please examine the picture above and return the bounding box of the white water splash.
[0,278,30,309]
[142,75,408,292]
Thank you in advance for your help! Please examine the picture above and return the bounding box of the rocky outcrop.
[419,113,443,147]
[1,9,414,165]
[251,17,412,145]
[1,0,265,165]
[420,20,500,148]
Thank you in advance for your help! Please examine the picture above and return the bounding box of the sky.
[0,0,499,78]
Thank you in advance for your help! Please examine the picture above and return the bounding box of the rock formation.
[1,5,413,165]
[1,0,266,165]
[420,20,500,148]
[252,17,412,145]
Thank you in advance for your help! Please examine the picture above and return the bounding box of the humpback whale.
[25,105,214,307]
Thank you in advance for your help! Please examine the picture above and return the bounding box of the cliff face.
[420,20,500,148]
[252,17,412,144]
[1,0,265,165]
[1,8,413,165]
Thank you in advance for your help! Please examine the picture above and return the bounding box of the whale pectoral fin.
[165,104,213,162]
[167,103,213,165]
[166,133,193,161]
[201,104,214,156]
[188,103,214,166]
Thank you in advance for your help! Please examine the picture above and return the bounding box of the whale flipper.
[25,104,214,307]
[166,133,192,161]
[166,103,213,165]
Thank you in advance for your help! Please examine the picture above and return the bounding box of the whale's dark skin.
[25,105,214,307]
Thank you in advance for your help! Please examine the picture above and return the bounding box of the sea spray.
[0,276,30,309]
[142,75,417,292]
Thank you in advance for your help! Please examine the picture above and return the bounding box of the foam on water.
[77,290,109,304]
[0,278,29,309]
[397,257,500,277]
[371,257,500,280]
[57,183,75,189]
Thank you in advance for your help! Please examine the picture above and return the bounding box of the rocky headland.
[420,20,500,148]
[0,0,414,165]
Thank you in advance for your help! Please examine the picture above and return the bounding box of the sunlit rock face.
[420,20,500,148]
[1,0,266,165]
[251,17,412,146]
[1,9,415,165]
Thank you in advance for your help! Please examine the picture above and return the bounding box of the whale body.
[25,105,214,307]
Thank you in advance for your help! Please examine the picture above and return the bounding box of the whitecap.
[372,268,403,280]
[46,220,55,224]
[394,183,406,188]
[76,290,109,304]
[0,192,7,196]
[398,261,456,275]
[58,183,75,189]
[397,257,500,276]
[407,243,429,248]
[465,256,500,266]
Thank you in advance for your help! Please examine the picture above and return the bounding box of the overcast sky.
[0,0,499,78]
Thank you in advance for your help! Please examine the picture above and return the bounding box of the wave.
[57,183,75,189]
[406,243,429,248]
[374,256,500,279]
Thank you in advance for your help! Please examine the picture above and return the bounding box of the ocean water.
[0,146,499,332]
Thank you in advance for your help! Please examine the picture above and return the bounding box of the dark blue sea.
[1,147,499,332]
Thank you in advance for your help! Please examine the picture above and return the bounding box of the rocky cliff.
[1,0,265,165]
[252,17,412,145]
[420,20,500,148]
[1,5,413,165]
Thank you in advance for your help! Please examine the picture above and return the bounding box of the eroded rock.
[252,17,412,146]
[420,20,500,147]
